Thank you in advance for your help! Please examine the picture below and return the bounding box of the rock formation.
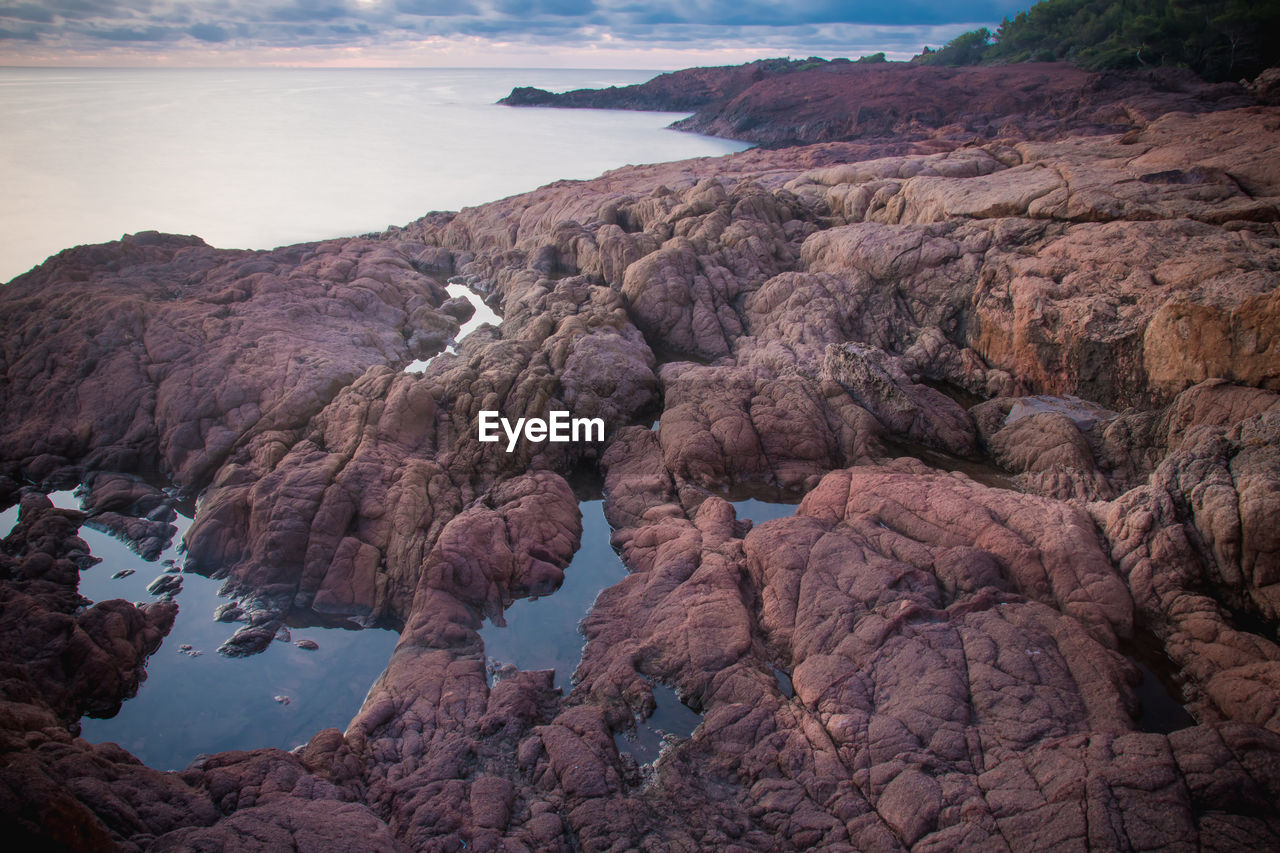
[1,65,1279,850]
[503,61,1258,150]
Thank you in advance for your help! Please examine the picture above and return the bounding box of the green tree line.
[914,0,1280,81]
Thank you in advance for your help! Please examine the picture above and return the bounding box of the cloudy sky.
[0,0,1028,67]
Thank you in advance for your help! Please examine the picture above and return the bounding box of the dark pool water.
[731,497,798,525]
[772,665,795,698]
[481,499,627,693]
[4,492,402,770]
[1124,630,1196,734]
[480,495,799,698]
[614,683,702,765]
[888,442,1021,491]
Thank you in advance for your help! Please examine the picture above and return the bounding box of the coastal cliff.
[501,60,1257,148]
[2,63,1280,850]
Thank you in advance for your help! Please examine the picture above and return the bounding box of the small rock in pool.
[111,569,135,579]
[146,504,176,523]
[219,622,280,657]
[295,639,319,651]
[180,644,192,651]
[146,574,182,597]
[274,695,291,705]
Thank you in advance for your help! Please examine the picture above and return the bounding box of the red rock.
[2,64,1280,852]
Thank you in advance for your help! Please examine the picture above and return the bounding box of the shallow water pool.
[481,498,627,694]
[46,500,403,771]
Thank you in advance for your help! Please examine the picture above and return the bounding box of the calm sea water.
[0,67,748,283]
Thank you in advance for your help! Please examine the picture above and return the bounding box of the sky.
[0,0,1030,67]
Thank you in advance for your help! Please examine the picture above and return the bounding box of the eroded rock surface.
[1,74,1279,850]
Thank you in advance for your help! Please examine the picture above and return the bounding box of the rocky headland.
[500,59,1260,149]
[2,61,1280,850]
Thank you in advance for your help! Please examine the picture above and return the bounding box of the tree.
[916,28,993,66]
[910,0,1280,81]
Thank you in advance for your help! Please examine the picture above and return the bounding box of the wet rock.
[85,512,178,562]
[439,294,476,323]
[294,638,319,651]
[145,574,183,598]
[1005,394,1117,430]
[81,472,172,520]
[110,568,134,579]
[218,622,281,658]
[0,498,177,726]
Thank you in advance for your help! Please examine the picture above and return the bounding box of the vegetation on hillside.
[914,0,1280,81]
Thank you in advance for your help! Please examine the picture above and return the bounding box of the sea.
[0,67,748,283]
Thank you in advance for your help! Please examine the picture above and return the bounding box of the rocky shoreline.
[2,63,1280,850]
[500,60,1263,148]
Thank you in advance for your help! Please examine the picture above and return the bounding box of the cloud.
[396,0,478,15]
[44,0,125,18]
[0,25,39,39]
[492,0,597,16]
[189,22,229,42]
[0,0,1022,60]
[89,25,175,42]
[0,5,56,24]
[267,2,352,23]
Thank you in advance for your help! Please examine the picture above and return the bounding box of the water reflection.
[772,665,795,699]
[888,442,1021,491]
[1124,630,1196,734]
[48,489,80,510]
[54,500,401,771]
[731,497,798,525]
[405,282,503,373]
[481,499,626,693]
[613,684,701,765]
